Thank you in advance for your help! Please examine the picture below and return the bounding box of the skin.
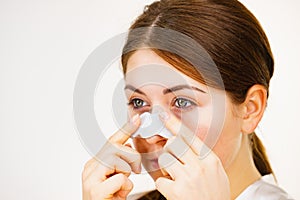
[82,49,267,200]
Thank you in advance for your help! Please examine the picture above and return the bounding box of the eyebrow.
[163,85,207,94]
[124,84,207,95]
[124,85,146,95]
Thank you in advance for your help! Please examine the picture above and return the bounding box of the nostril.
[145,135,167,144]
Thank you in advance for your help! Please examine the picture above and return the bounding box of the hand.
[156,113,230,200]
[82,114,141,200]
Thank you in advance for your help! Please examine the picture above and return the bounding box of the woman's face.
[124,50,244,180]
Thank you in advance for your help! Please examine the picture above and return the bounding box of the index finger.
[109,114,140,144]
[160,112,211,157]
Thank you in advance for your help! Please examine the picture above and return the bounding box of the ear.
[241,85,267,134]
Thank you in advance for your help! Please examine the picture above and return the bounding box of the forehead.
[127,49,171,71]
[125,49,206,89]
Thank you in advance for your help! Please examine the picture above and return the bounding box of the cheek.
[180,107,212,142]
[209,108,243,168]
[179,104,242,169]
[190,121,241,170]
[212,133,242,169]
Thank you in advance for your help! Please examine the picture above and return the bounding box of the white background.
[0,0,299,199]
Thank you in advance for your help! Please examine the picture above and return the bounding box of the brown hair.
[121,0,274,176]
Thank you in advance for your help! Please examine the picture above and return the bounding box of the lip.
[149,158,160,169]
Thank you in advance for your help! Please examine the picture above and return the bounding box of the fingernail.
[159,112,169,121]
[130,114,139,125]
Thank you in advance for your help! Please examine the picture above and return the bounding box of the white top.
[236,176,293,200]
[128,175,294,200]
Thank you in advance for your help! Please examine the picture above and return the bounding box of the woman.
[82,0,292,199]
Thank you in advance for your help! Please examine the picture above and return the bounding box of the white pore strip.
[131,112,173,139]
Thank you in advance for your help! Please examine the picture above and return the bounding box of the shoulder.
[236,176,294,200]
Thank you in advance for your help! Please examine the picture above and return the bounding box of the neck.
[226,134,261,200]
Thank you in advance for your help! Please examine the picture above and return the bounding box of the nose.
[151,104,164,114]
[145,134,168,145]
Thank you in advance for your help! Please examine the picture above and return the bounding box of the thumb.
[115,176,133,199]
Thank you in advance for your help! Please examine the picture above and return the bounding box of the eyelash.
[127,98,150,110]
[127,97,197,111]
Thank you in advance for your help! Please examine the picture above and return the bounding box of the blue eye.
[174,97,195,109]
[128,98,148,109]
